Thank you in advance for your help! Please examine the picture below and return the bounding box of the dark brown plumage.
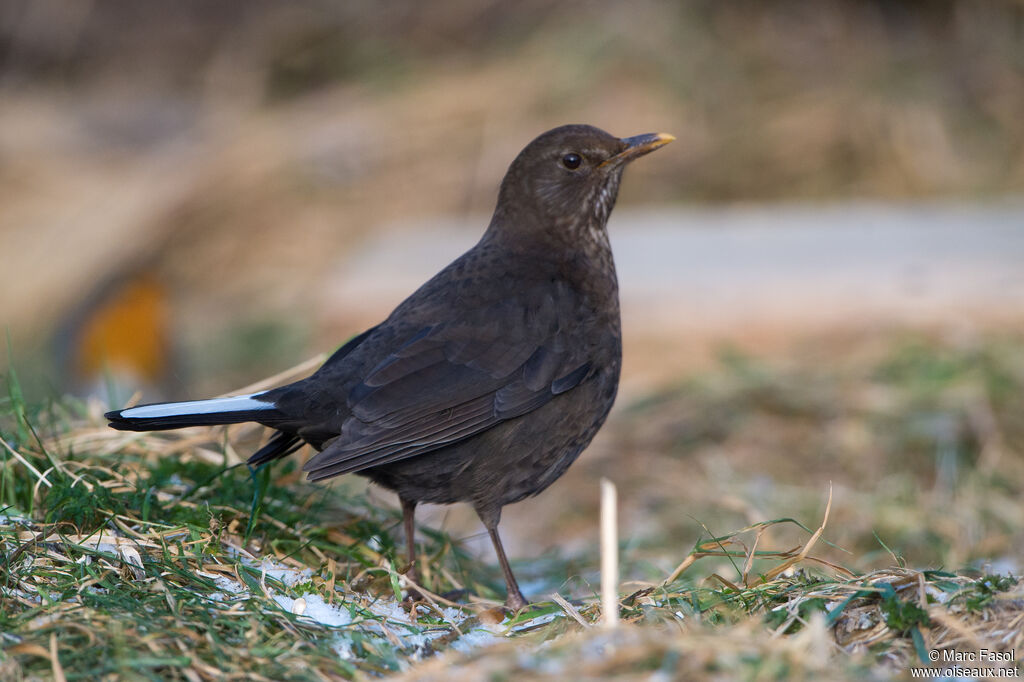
[106,124,673,609]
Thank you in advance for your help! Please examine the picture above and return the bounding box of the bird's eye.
[561,153,582,170]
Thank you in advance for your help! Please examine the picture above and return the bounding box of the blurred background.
[2,0,1022,582]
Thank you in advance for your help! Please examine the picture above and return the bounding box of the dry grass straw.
[600,477,619,630]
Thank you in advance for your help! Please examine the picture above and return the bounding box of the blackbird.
[106,124,673,609]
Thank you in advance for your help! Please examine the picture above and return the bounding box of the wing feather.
[302,289,592,479]
[305,396,496,479]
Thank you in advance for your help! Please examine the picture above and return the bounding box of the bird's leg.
[400,496,419,584]
[478,509,527,611]
[487,526,527,611]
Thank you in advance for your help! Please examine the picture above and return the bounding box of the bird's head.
[491,124,673,248]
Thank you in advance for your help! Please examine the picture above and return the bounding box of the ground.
[2,331,1022,679]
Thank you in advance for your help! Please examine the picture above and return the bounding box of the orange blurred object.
[74,272,170,382]
[54,270,176,400]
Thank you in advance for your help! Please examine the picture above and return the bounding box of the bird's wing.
[302,289,592,481]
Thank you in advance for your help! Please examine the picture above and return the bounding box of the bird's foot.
[401,585,425,606]
[401,564,426,604]
[504,589,528,612]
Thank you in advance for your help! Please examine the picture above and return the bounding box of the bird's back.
[265,232,621,484]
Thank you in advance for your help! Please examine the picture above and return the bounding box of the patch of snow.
[256,557,312,587]
[440,606,466,623]
[331,635,354,660]
[193,570,248,602]
[450,624,503,653]
[197,573,246,597]
[277,593,354,628]
[214,575,246,594]
[364,597,416,624]
[218,545,517,660]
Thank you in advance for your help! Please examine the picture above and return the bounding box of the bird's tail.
[105,392,284,431]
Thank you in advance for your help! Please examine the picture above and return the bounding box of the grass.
[2,334,1023,679]
[595,333,1024,575]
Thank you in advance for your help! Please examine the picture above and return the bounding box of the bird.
[106,124,673,610]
